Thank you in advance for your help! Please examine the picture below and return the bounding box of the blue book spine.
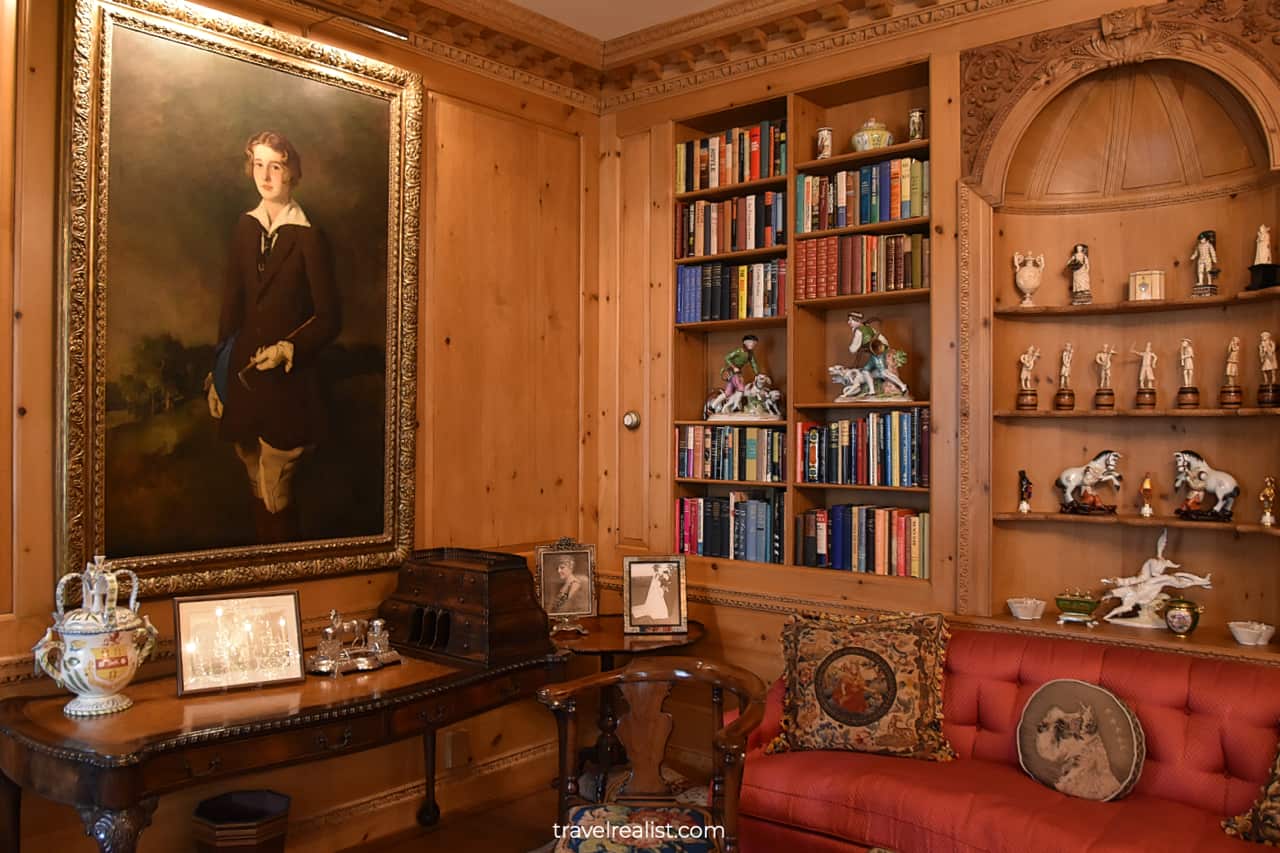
[878,161,892,223]
[859,167,872,224]
[869,168,879,223]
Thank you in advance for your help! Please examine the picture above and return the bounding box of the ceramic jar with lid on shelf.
[852,118,894,152]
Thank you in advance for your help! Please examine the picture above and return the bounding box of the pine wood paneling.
[427,94,582,546]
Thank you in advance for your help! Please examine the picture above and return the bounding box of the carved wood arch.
[962,1,1280,206]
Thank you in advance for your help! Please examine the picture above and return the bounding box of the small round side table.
[554,615,705,799]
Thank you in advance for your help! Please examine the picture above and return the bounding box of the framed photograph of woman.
[622,556,688,635]
[535,541,596,630]
[60,0,421,596]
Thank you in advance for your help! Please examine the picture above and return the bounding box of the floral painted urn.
[33,556,158,717]
[852,118,894,152]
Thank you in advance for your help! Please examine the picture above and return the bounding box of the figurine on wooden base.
[1190,230,1220,297]
[1054,342,1075,410]
[1017,345,1041,410]
[1018,469,1032,514]
[1093,344,1116,410]
[1066,244,1091,305]
[705,335,779,420]
[1132,342,1158,409]
[1173,449,1239,522]
[1056,450,1122,515]
[1176,338,1199,409]
[1101,529,1212,630]
[1259,331,1277,408]
[1260,475,1276,528]
[1219,336,1243,409]
[1139,473,1155,518]
[827,312,912,402]
[1013,251,1045,307]
[1248,224,1279,291]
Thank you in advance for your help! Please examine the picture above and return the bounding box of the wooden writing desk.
[0,652,566,852]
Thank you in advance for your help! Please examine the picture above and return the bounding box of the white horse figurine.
[1173,450,1239,520]
[1056,450,1122,512]
[1101,528,1212,628]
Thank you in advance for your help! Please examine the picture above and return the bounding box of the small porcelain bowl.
[1007,597,1046,621]
[1229,621,1276,646]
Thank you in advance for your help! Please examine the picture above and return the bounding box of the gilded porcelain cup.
[33,557,159,717]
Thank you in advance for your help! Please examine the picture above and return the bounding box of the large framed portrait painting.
[61,0,421,594]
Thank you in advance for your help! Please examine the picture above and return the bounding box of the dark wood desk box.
[378,548,555,667]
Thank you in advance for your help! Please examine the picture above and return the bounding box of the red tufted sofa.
[737,628,1280,852]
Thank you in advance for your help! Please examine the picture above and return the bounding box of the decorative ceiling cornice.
[288,0,1042,114]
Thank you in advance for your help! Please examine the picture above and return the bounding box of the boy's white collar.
[247,199,310,235]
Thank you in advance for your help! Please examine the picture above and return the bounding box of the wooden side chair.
[537,655,766,853]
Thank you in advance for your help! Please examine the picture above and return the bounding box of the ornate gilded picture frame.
[535,538,596,635]
[61,0,421,596]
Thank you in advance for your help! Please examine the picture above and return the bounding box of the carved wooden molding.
[268,0,1039,114]
[962,0,1280,203]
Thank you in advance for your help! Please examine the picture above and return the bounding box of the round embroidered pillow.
[1016,678,1145,802]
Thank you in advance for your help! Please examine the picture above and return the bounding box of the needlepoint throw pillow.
[1225,742,1280,845]
[1016,678,1145,802]
[767,611,954,761]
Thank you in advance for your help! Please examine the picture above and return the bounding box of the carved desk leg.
[0,770,19,853]
[77,798,157,853]
[417,729,440,827]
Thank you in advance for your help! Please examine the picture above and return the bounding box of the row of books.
[797,411,930,488]
[676,492,784,564]
[675,192,787,259]
[675,120,788,193]
[797,505,931,576]
[795,233,929,300]
[676,425,786,483]
[676,260,787,323]
[795,159,929,233]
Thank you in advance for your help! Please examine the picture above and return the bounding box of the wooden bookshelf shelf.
[795,288,930,310]
[795,216,930,241]
[796,483,929,493]
[794,139,930,176]
[674,419,786,427]
[675,175,788,203]
[794,400,930,411]
[995,408,1280,419]
[675,315,787,332]
[993,512,1280,537]
[676,245,786,265]
[674,477,786,488]
[994,288,1280,318]
[953,615,1280,666]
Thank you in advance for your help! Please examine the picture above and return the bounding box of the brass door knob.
[622,411,641,430]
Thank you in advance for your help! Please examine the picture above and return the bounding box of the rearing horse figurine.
[1056,450,1122,514]
[1173,450,1239,521]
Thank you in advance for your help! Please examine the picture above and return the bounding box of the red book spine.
[749,127,761,181]
[826,237,839,298]
[777,258,787,315]
[816,239,828,299]
[806,241,818,299]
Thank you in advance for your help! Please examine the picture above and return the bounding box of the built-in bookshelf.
[974,58,1280,652]
[671,63,940,592]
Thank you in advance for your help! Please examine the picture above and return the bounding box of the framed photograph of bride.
[622,556,688,635]
[535,540,597,620]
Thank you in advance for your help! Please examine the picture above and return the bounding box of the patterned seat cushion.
[767,612,954,761]
[554,803,720,853]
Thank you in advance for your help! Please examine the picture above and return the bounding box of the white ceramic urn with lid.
[32,556,159,717]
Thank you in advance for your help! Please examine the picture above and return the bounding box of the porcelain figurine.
[32,556,158,717]
[1094,344,1117,410]
[852,117,894,151]
[1190,230,1220,296]
[1132,342,1158,408]
[1056,450,1122,515]
[705,335,774,419]
[1176,338,1199,409]
[1261,475,1276,527]
[1013,252,1045,307]
[1257,225,1272,266]
[1260,331,1278,408]
[1067,244,1091,305]
[1018,469,1033,514]
[1054,343,1075,410]
[908,108,926,141]
[1220,336,1243,408]
[828,312,911,402]
[1017,345,1041,410]
[1140,473,1154,518]
[1101,529,1211,629]
[1173,449,1239,522]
